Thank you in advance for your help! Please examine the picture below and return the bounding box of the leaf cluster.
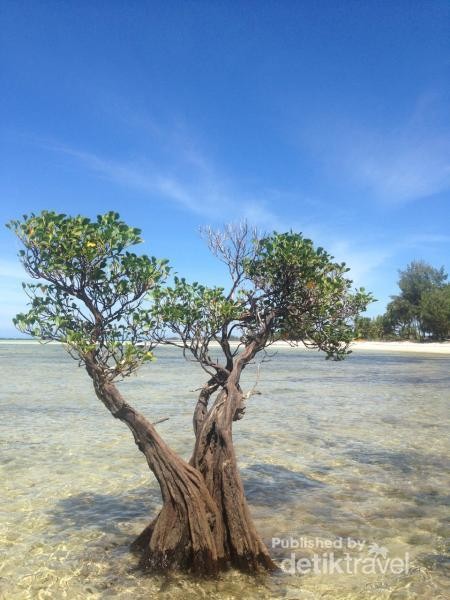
[8,211,169,378]
[151,277,243,372]
[243,232,373,358]
[385,260,449,340]
[9,213,375,381]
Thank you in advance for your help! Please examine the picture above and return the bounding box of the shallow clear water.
[1,342,449,599]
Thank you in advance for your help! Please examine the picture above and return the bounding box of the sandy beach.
[268,339,450,355]
[2,338,450,354]
[350,340,450,354]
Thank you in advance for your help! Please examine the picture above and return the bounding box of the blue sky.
[1,1,449,336]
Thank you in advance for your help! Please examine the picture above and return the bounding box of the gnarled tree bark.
[86,359,226,575]
[190,342,277,572]
[85,345,276,574]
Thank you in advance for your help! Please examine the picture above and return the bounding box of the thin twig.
[152,417,170,426]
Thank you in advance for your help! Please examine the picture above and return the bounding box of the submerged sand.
[2,342,449,599]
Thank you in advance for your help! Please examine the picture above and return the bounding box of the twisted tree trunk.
[190,343,276,571]
[85,344,276,575]
[86,360,226,574]
[190,386,275,571]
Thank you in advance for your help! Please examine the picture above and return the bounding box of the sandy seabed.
[2,342,449,599]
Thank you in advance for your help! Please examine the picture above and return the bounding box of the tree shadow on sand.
[242,463,325,507]
[47,463,326,540]
[346,446,450,479]
[48,464,325,532]
[48,485,162,537]
[45,468,322,593]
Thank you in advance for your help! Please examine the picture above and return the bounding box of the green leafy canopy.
[7,211,170,378]
[8,213,374,376]
[243,232,374,358]
[150,230,374,363]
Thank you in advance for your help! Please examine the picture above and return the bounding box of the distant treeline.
[354,261,450,341]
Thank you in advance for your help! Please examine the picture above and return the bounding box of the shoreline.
[270,340,450,356]
[349,340,450,354]
[1,338,450,355]
[270,340,450,355]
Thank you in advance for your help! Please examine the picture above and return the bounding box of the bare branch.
[199,221,261,298]
[243,364,262,399]
[152,417,170,426]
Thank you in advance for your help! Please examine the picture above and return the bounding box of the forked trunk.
[86,356,275,575]
[191,384,276,571]
[132,462,226,574]
[129,421,226,574]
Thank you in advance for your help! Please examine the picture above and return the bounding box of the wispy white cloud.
[34,116,449,301]
[0,261,30,335]
[350,132,450,204]
[401,233,450,246]
[329,230,450,296]
[327,240,393,286]
[41,137,400,289]
[0,258,28,280]
[302,93,450,204]
[42,138,286,230]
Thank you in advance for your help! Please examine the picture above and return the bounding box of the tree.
[398,260,447,306]
[354,315,389,340]
[354,316,372,339]
[420,285,450,340]
[387,261,448,340]
[385,296,418,339]
[149,225,372,571]
[8,213,372,576]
